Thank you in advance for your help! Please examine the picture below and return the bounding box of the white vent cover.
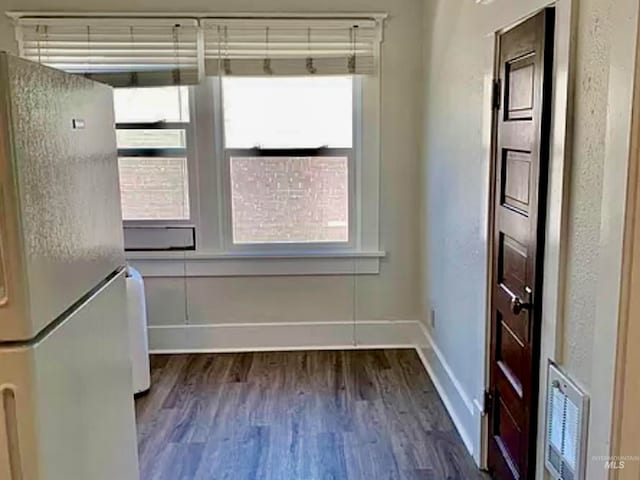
[545,362,589,480]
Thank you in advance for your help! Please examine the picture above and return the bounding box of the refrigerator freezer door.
[0,53,125,342]
[0,270,139,480]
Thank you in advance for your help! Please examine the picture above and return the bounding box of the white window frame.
[221,147,357,252]
[7,10,386,275]
[126,74,384,276]
[119,87,200,250]
[217,77,359,254]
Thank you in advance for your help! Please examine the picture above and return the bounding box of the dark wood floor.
[135,349,486,480]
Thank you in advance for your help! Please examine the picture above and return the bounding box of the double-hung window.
[220,76,355,249]
[115,86,192,222]
[15,15,385,274]
[114,87,197,250]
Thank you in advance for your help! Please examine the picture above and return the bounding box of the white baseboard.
[418,323,476,415]
[414,322,478,459]
[148,320,422,353]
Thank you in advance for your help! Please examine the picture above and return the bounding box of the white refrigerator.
[0,53,140,480]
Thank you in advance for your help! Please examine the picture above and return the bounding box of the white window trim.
[221,147,357,252]
[7,11,388,21]
[217,77,359,253]
[126,249,385,276]
[121,86,199,229]
[125,73,383,276]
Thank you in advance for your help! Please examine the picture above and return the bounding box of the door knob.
[510,295,532,315]
[500,284,533,315]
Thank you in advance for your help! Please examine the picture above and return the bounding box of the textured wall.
[420,0,636,474]
[562,0,612,390]
[420,0,489,418]
[0,0,424,326]
[420,0,562,441]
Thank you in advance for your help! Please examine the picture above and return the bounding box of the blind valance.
[15,18,199,87]
[201,18,381,76]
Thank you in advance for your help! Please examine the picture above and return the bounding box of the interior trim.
[5,11,389,21]
[127,250,385,277]
[148,319,420,353]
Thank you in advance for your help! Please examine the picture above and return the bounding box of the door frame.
[481,0,577,475]
[610,64,640,478]
[610,4,640,478]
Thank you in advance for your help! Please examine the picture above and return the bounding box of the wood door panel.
[499,233,528,289]
[505,55,537,121]
[497,208,529,244]
[498,301,529,344]
[497,321,526,387]
[496,368,524,423]
[495,296,529,343]
[499,124,535,149]
[487,9,554,480]
[501,150,532,214]
[496,397,523,468]
[491,439,519,480]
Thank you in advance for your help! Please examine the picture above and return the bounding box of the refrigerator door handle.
[1,387,24,480]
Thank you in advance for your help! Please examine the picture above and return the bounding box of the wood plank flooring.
[135,349,486,480]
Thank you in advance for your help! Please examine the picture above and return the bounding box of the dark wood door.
[487,9,554,480]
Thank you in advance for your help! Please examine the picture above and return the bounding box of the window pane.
[118,157,190,221]
[230,156,349,244]
[223,77,353,148]
[116,129,186,148]
[114,86,189,123]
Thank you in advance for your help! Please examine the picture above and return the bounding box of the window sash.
[222,147,356,250]
[117,155,190,222]
[116,122,190,157]
[225,147,350,157]
[117,117,196,225]
[116,122,190,129]
[118,147,187,157]
[222,83,353,150]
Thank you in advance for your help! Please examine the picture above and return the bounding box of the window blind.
[15,18,200,87]
[201,18,381,76]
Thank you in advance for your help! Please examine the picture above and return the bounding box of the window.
[222,77,352,149]
[221,77,354,246]
[17,14,385,274]
[114,86,192,221]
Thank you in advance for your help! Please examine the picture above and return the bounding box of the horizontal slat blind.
[16,18,200,87]
[14,16,384,81]
[201,18,381,76]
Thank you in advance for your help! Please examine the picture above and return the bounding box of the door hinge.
[483,390,494,416]
[492,78,502,110]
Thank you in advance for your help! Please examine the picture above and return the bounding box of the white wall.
[0,0,424,331]
[420,0,638,477]
[3,0,634,473]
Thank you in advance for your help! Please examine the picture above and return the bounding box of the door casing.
[610,4,640,478]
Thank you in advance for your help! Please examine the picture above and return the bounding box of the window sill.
[125,250,386,277]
